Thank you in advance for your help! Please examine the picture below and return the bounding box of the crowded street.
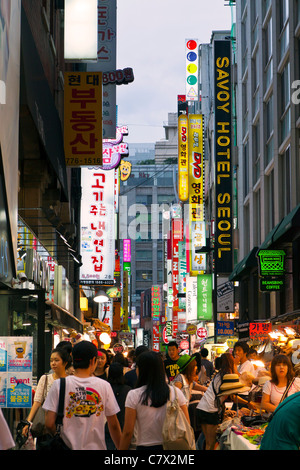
[1,0,300,457]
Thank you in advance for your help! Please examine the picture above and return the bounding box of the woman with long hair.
[195,353,237,450]
[261,354,300,414]
[94,348,111,380]
[173,355,208,403]
[119,351,190,451]
[21,347,71,449]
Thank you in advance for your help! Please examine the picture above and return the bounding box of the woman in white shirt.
[119,351,189,451]
[261,354,300,413]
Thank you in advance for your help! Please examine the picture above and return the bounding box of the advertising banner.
[178,114,189,202]
[0,337,32,408]
[197,274,213,321]
[64,72,103,166]
[214,40,233,274]
[80,168,115,285]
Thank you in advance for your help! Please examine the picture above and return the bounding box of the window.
[267,170,275,231]
[136,270,152,281]
[279,0,289,59]
[135,195,152,205]
[280,62,291,142]
[254,189,261,245]
[281,146,291,216]
[243,141,249,198]
[253,122,260,184]
[265,95,274,166]
[136,251,153,261]
[264,18,273,91]
[252,53,260,115]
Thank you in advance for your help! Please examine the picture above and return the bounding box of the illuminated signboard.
[178,114,189,202]
[64,72,103,167]
[250,322,272,339]
[123,239,131,263]
[186,39,198,101]
[197,274,213,321]
[214,40,233,274]
[151,285,161,322]
[257,250,286,292]
[80,168,115,285]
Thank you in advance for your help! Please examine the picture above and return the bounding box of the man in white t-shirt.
[233,341,255,407]
[44,341,121,450]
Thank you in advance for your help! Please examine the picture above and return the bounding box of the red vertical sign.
[172,219,183,337]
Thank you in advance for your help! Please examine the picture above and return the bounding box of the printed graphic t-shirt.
[164,358,180,382]
[43,375,120,450]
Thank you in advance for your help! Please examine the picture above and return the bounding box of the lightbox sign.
[214,40,233,274]
[257,250,286,292]
[250,322,272,339]
[197,274,213,321]
[80,168,115,285]
[64,0,98,60]
[188,115,204,222]
[123,239,131,262]
[178,114,189,202]
[186,39,198,101]
[64,72,103,167]
[151,285,161,322]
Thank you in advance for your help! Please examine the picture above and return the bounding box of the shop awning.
[20,7,68,202]
[229,246,258,281]
[258,221,284,250]
[46,301,84,333]
[272,204,300,244]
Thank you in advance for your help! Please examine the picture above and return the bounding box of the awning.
[45,301,84,333]
[20,7,68,202]
[272,204,300,244]
[229,246,258,281]
[258,204,300,251]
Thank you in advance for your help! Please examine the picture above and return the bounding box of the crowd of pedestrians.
[1,338,300,451]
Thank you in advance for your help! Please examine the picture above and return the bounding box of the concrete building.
[155,112,178,164]
[231,0,300,327]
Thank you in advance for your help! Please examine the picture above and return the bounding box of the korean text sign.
[64,72,103,166]
[80,168,115,285]
[214,40,233,274]
[197,274,213,321]
[0,337,32,408]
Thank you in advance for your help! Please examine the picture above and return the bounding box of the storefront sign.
[190,221,206,275]
[197,274,213,321]
[64,72,103,166]
[123,239,131,263]
[172,219,183,336]
[216,321,235,336]
[0,337,32,408]
[80,168,115,285]
[152,325,160,352]
[196,327,208,339]
[151,285,161,322]
[186,275,197,322]
[178,114,189,201]
[214,40,233,274]
[188,114,204,223]
[257,250,286,292]
[249,322,272,339]
[217,277,234,313]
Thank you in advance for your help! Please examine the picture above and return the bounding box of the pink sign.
[123,239,131,262]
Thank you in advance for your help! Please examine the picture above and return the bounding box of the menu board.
[0,337,33,408]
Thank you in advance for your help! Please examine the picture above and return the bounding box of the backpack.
[162,385,196,450]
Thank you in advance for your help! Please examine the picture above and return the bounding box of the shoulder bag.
[31,374,49,438]
[162,385,196,451]
[39,377,71,451]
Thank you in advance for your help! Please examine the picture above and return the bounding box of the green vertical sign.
[197,274,213,321]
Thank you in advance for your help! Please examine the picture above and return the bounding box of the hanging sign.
[186,39,199,101]
[178,114,189,201]
[214,40,233,274]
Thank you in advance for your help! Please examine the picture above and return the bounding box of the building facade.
[232,0,300,328]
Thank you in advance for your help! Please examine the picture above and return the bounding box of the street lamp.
[93,290,109,303]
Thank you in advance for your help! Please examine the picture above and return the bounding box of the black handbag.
[39,378,71,451]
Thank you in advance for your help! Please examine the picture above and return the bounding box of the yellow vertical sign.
[64,72,103,167]
[188,114,204,221]
[188,114,205,275]
[178,114,189,201]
